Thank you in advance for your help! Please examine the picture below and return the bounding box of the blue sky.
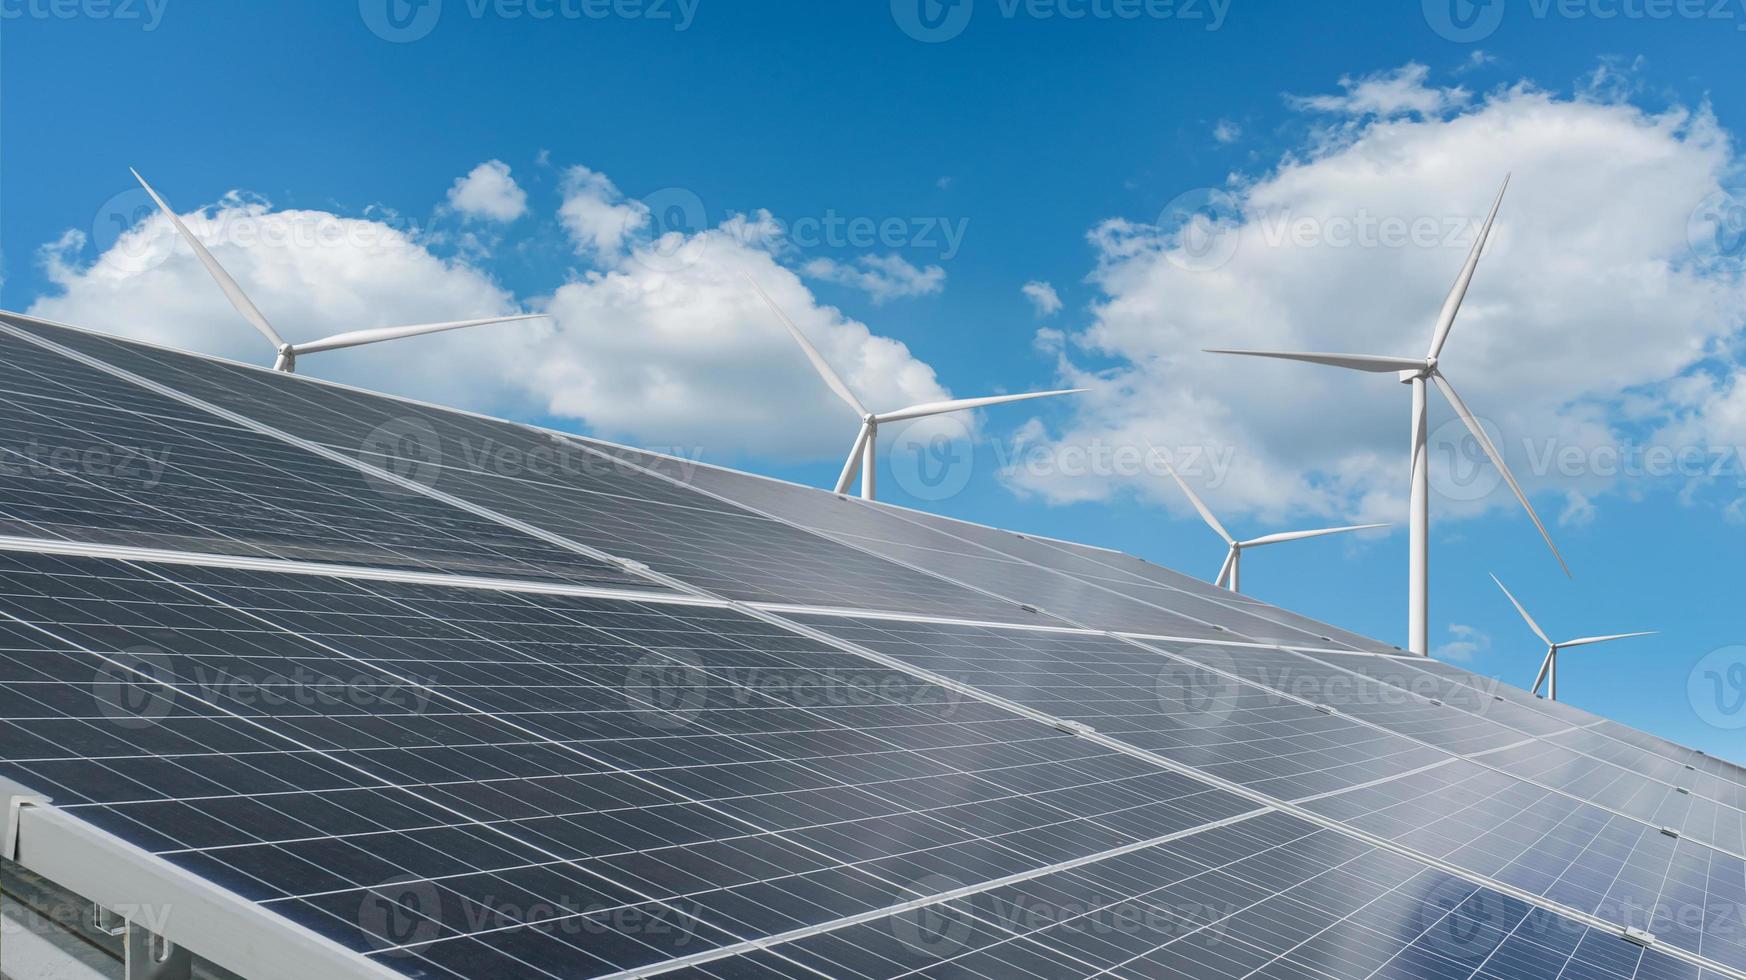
[5,0,1746,756]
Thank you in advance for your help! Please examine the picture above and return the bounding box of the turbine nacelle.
[1493,575,1654,702]
[1205,174,1566,654]
[132,168,546,373]
[746,274,1085,500]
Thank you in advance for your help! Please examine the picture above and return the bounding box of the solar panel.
[0,313,1739,980]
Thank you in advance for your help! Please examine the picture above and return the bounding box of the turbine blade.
[1558,631,1657,649]
[1428,174,1509,360]
[1434,373,1570,576]
[1240,523,1389,548]
[1214,549,1236,588]
[834,423,871,494]
[1490,573,1552,646]
[131,168,285,351]
[1143,438,1234,545]
[874,388,1087,424]
[293,314,547,355]
[1530,647,1554,695]
[744,274,866,417]
[1203,349,1426,373]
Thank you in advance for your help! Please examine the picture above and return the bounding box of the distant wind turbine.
[131,168,545,373]
[1492,575,1654,702]
[1146,441,1384,592]
[746,274,1086,500]
[1206,176,1568,655]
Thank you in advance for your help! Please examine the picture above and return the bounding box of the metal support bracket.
[0,776,49,860]
[1052,720,1096,737]
[125,920,192,980]
[1624,927,1657,947]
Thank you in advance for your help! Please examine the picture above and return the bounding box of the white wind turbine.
[1146,442,1385,592]
[132,168,546,373]
[746,275,1086,500]
[1492,575,1654,701]
[1206,176,1568,655]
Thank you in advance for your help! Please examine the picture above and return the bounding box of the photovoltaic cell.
[0,322,650,591]
[0,550,1260,978]
[0,316,1030,625]
[784,613,1448,802]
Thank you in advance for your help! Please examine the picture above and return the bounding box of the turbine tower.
[1147,442,1385,592]
[1492,575,1653,701]
[747,275,1085,500]
[132,169,546,373]
[1206,176,1567,655]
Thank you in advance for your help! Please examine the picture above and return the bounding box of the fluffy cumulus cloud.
[1434,624,1491,663]
[29,164,966,463]
[801,254,946,304]
[558,165,650,261]
[1022,280,1063,317]
[1008,66,1746,533]
[446,160,528,222]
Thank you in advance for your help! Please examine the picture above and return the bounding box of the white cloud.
[558,165,649,261]
[446,160,528,222]
[1213,119,1242,144]
[1434,624,1490,662]
[29,175,969,463]
[1022,280,1063,317]
[802,254,945,304]
[1008,66,1746,533]
[1290,64,1470,118]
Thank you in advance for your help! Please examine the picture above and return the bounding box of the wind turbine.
[1146,442,1385,592]
[1492,575,1654,701]
[1206,176,1568,655]
[746,275,1086,500]
[131,168,546,373]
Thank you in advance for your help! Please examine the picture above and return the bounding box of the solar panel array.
[0,310,1738,980]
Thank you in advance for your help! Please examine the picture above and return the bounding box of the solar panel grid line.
[770,624,1746,979]
[13,802,411,980]
[582,436,1371,654]
[109,560,1286,976]
[0,533,702,607]
[0,559,1159,978]
[1213,644,1746,849]
[1278,647,1746,850]
[1331,652,1719,792]
[792,817,1360,980]
[1,314,1043,626]
[0,326,649,590]
[0,317,1732,971]
[0,319,705,601]
[0,586,744,980]
[781,613,1746,978]
[590,808,1277,980]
